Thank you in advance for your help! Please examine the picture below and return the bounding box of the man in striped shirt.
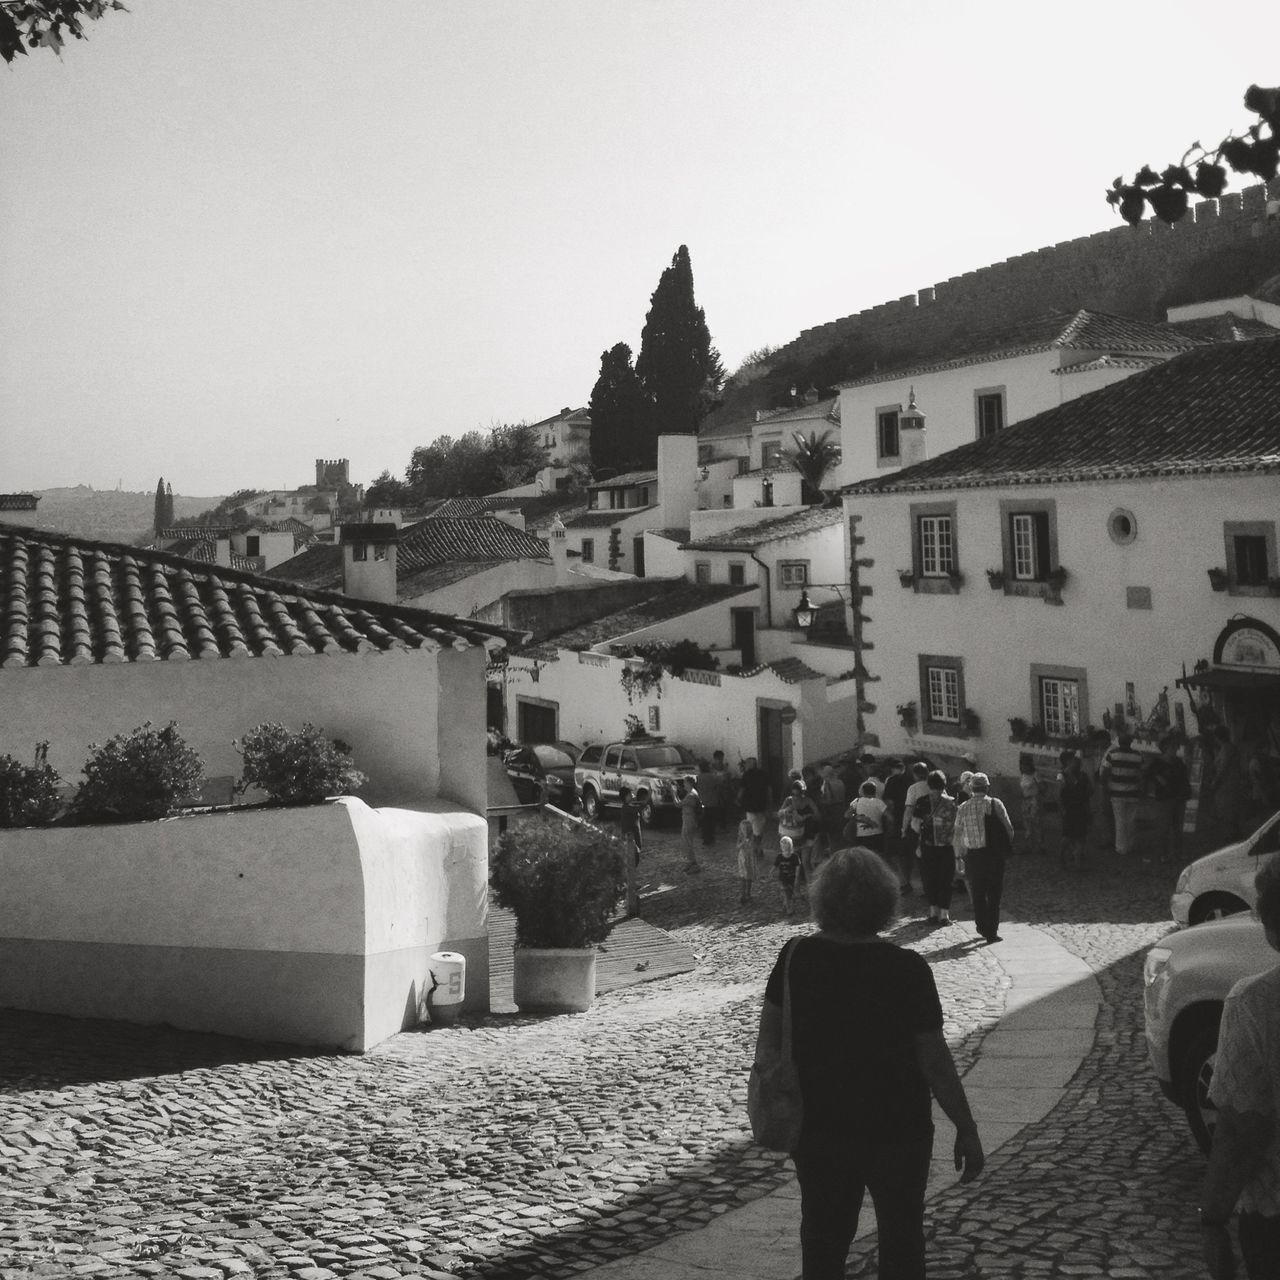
[1101,732,1145,859]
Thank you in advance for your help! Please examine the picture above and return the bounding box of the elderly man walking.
[954,773,1015,945]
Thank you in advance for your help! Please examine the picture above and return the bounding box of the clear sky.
[1,0,1275,496]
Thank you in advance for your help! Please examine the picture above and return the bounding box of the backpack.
[983,799,1013,859]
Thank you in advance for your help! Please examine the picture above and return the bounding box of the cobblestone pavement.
[0,817,1210,1279]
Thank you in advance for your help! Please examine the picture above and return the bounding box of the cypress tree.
[153,477,169,534]
[635,245,723,442]
[588,342,653,473]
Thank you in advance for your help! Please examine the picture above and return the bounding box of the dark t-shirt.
[765,936,942,1146]
[740,766,771,813]
[881,772,909,827]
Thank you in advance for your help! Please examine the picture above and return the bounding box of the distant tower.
[316,458,350,488]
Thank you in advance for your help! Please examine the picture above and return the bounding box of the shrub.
[0,742,63,828]
[70,722,205,824]
[490,815,626,949]
[236,722,366,805]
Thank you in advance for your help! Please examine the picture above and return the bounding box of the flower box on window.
[1207,567,1229,592]
[1045,566,1069,605]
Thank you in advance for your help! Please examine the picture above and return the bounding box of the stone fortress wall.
[772,179,1280,371]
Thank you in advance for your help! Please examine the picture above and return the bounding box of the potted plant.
[1045,565,1069,605]
[490,814,627,1014]
[235,722,366,805]
[947,567,965,588]
[68,722,205,824]
[1008,716,1030,743]
[961,708,981,737]
[898,569,916,589]
[1207,567,1229,592]
[985,568,1006,590]
[896,700,919,735]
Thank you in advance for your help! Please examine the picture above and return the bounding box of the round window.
[1108,508,1137,545]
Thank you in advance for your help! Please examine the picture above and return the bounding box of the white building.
[840,337,1280,792]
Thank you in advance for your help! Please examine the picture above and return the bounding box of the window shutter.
[1034,512,1051,579]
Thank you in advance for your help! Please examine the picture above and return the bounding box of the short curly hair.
[808,846,900,936]
[1256,853,1280,934]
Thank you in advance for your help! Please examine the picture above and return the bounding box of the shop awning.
[1178,667,1280,693]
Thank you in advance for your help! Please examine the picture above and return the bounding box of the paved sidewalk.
[575,919,1100,1280]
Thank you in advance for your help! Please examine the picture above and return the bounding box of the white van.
[1171,809,1280,926]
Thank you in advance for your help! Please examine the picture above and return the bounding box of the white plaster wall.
[0,647,451,810]
[694,457,740,512]
[657,434,698,530]
[732,471,803,509]
[0,797,490,1048]
[837,351,1060,486]
[642,532,692,578]
[409,559,557,619]
[849,473,1280,777]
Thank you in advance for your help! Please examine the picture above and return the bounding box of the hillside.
[25,487,226,546]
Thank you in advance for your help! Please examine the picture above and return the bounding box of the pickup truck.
[574,736,700,826]
[1143,914,1277,1152]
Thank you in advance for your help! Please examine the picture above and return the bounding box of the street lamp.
[791,584,850,632]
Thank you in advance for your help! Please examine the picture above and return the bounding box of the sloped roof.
[589,470,658,490]
[564,506,658,530]
[0,525,517,669]
[529,406,591,430]
[698,397,840,443]
[538,582,758,650]
[0,494,39,510]
[427,490,586,526]
[844,338,1280,495]
[682,505,843,551]
[1167,313,1279,344]
[835,309,1202,389]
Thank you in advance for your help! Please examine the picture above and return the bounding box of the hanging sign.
[1213,617,1280,672]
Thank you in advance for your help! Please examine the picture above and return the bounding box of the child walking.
[736,815,759,904]
[775,835,800,916]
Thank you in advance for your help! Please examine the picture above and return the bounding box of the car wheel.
[639,798,656,827]
[1174,1012,1221,1155]
[1188,893,1250,925]
[581,788,600,820]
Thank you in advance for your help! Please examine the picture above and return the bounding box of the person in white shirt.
[953,774,1015,944]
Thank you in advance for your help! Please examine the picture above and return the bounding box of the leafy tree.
[1107,83,1279,224]
[235,722,366,806]
[400,422,542,499]
[171,488,263,529]
[70,722,205,824]
[364,470,410,508]
[785,428,842,505]
[488,420,548,489]
[635,245,723,444]
[0,0,126,63]
[152,477,173,533]
[589,342,653,473]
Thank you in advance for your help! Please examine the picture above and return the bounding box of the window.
[876,406,901,462]
[694,561,711,584]
[737,457,751,476]
[648,706,661,732]
[373,544,388,562]
[351,543,368,562]
[1236,536,1268,583]
[1000,500,1057,587]
[917,515,955,577]
[778,561,808,588]
[581,538,595,563]
[1222,522,1276,594]
[723,495,732,508]
[918,655,966,736]
[579,745,604,769]
[761,439,784,468]
[1030,663,1089,739]
[245,535,260,556]
[729,562,746,586]
[975,389,1005,439]
[1040,676,1081,738]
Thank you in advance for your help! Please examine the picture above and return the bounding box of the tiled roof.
[265,544,343,591]
[743,657,827,683]
[427,491,587,527]
[0,494,39,510]
[697,397,839,442]
[564,506,658,530]
[538,582,758,650]
[682,505,843,550]
[1167,313,1279,344]
[844,338,1280,495]
[398,517,550,569]
[836,309,1202,389]
[426,497,494,519]
[529,406,591,430]
[650,528,690,543]
[0,525,518,668]
[589,470,658,490]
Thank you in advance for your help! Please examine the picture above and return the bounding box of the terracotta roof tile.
[397,517,550,569]
[0,494,39,510]
[0,525,518,669]
[683,506,843,550]
[537,582,758,650]
[564,506,658,529]
[844,338,1280,495]
[590,470,659,490]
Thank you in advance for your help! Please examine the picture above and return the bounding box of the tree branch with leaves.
[1,1,126,63]
[1106,84,1279,224]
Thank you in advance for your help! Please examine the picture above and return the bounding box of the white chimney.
[898,387,928,469]
[340,523,398,604]
[656,433,698,530]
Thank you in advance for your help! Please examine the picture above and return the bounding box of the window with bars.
[918,515,955,576]
[1040,677,1081,738]
[926,666,960,723]
[1234,534,1270,585]
[877,408,900,461]
[694,561,711,584]
[975,390,1005,439]
[581,538,595,563]
[761,439,784,468]
[729,562,745,585]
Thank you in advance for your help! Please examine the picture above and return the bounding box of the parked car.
[1143,913,1277,1152]
[1170,808,1280,926]
[574,737,700,826]
[502,741,581,810]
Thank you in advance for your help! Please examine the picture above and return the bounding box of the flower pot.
[898,571,916,589]
[1207,568,1228,592]
[512,946,597,1014]
[985,570,1005,590]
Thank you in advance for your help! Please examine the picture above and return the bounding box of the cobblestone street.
[0,818,1212,1279]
